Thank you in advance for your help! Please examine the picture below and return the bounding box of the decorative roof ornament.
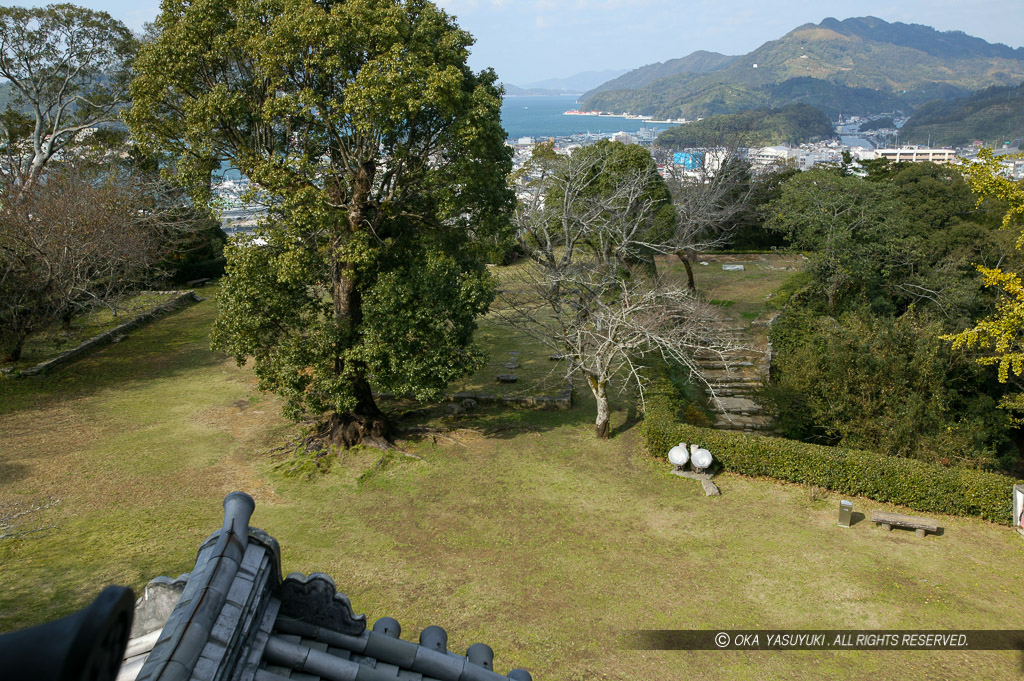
[125,492,533,681]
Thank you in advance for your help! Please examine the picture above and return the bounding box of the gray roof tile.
[122,493,532,681]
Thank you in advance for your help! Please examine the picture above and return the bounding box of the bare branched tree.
[500,141,739,438]
[0,165,204,362]
[647,149,755,291]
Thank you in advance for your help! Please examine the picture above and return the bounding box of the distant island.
[503,84,581,97]
[502,68,628,98]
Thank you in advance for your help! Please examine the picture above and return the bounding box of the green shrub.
[641,362,714,430]
[642,372,1022,525]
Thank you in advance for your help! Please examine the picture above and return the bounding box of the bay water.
[500,95,675,140]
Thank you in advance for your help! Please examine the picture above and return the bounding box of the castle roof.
[119,493,532,681]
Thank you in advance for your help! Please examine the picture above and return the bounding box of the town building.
[874,147,958,164]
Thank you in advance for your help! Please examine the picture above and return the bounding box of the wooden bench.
[871,511,938,538]
[186,277,211,288]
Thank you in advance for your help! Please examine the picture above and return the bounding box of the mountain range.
[580,17,1024,120]
[503,69,628,97]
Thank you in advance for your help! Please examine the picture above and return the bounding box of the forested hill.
[580,16,1024,120]
[655,103,835,148]
[898,82,1024,147]
[583,51,738,98]
[0,81,13,111]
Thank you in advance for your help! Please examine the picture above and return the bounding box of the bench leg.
[916,528,926,538]
[882,523,891,532]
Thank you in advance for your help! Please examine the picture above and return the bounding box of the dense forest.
[655,103,835,148]
[899,82,1024,147]
[857,116,894,132]
[754,160,1023,472]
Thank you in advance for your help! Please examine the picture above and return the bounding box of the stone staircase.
[695,319,772,434]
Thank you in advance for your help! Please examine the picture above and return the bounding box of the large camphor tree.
[127,0,513,448]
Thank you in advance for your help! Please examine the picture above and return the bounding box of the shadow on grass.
[390,381,647,449]
[396,403,594,443]
[0,461,30,487]
[615,402,642,437]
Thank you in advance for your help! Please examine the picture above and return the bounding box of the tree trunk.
[328,257,390,448]
[3,333,26,363]
[588,375,610,439]
[323,158,390,449]
[321,385,390,450]
[676,252,697,291]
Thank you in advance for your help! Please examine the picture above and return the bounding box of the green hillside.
[655,103,835,148]
[899,82,1024,147]
[583,50,738,97]
[582,17,1024,120]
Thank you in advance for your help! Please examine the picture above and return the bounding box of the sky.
[16,0,1024,86]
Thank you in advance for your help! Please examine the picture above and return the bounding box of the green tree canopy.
[0,3,137,198]
[764,160,1019,468]
[127,0,513,447]
[763,307,1009,466]
[944,148,1024,420]
[768,163,1009,323]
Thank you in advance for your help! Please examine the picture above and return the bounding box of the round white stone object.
[692,447,713,470]
[668,443,689,467]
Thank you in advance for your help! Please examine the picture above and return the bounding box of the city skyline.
[10,0,1024,86]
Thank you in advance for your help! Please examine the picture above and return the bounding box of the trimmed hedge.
[641,372,1022,525]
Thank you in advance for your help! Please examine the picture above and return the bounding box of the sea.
[500,95,675,140]
[217,95,682,231]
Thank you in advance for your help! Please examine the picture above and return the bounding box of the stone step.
[694,350,765,361]
[701,366,767,375]
[695,361,757,370]
[705,384,760,395]
[714,414,772,431]
[706,388,756,398]
[706,378,764,387]
[699,372,768,383]
[710,397,764,416]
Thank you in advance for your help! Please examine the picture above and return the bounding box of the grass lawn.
[2,290,183,371]
[2,272,1024,680]
[447,263,570,399]
[659,253,807,353]
[446,316,568,398]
